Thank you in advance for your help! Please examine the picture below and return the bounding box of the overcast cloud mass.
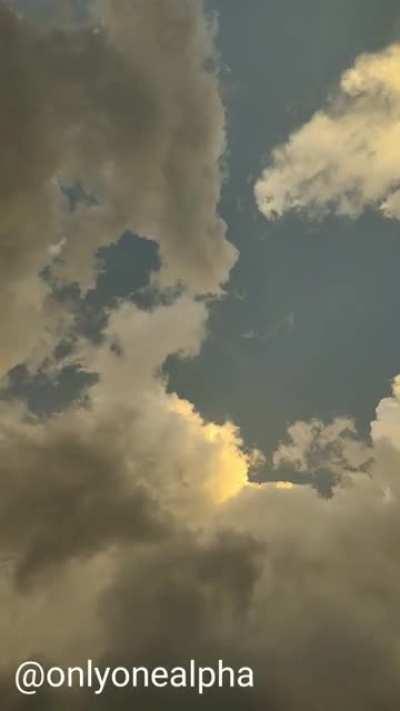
[1,1,400,709]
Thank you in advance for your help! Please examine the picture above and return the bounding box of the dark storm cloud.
[0,404,169,588]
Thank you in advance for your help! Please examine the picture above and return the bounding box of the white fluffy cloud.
[255,43,400,221]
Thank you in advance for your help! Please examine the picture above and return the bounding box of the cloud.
[50,0,237,292]
[255,43,400,221]
[0,295,265,711]
[3,5,400,709]
[272,416,372,487]
[2,294,400,709]
[8,0,97,28]
[372,374,400,448]
[0,295,258,592]
[0,0,236,377]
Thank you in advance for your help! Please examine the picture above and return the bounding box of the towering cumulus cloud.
[255,43,400,221]
[0,3,254,708]
[0,0,236,376]
[2,3,400,710]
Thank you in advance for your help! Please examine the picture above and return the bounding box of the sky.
[168,0,400,474]
[1,1,400,709]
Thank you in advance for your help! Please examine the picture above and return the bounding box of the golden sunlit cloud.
[274,481,295,490]
[167,396,251,504]
[255,43,400,222]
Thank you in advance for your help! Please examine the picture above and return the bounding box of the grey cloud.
[0,294,243,591]
[0,402,170,588]
[3,370,400,710]
[0,0,236,376]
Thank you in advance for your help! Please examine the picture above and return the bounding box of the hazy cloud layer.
[255,43,400,221]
